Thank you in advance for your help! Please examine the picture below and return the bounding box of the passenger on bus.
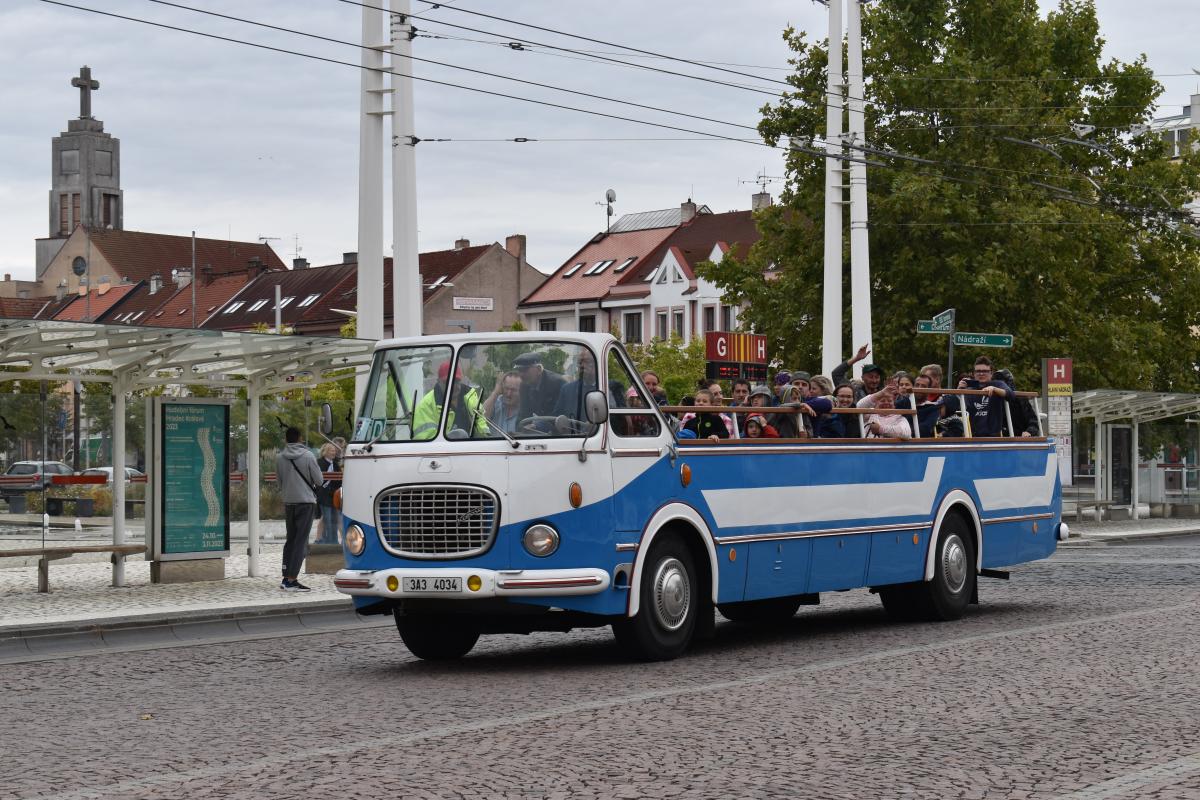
[955,356,1016,437]
[482,370,523,434]
[640,370,668,406]
[772,371,792,405]
[825,383,862,438]
[747,385,774,408]
[730,379,751,406]
[682,389,729,441]
[832,344,884,401]
[553,349,600,421]
[920,364,944,395]
[769,385,811,438]
[995,368,1039,437]
[903,373,943,438]
[860,387,913,439]
[790,372,811,399]
[514,352,565,419]
[743,414,779,439]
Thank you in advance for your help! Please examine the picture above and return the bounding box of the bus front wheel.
[880,515,976,622]
[612,533,698,661]
[395,615,480,660]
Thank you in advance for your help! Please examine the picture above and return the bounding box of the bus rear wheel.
[395,615,480,660]
[612,533,698,661]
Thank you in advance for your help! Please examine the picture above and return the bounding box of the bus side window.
[606,349,661,438]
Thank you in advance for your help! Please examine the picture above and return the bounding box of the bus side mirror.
[319,403,333,435]
[584,391,609,425]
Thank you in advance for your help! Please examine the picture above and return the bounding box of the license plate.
[402,576,462,593]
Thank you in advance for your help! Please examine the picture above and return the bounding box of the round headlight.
[345,524,366,556]
[523,524,559,557]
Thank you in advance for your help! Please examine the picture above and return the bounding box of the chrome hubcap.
[652,557,691,631]
[941,534,968,594]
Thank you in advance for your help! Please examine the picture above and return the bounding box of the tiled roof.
[204,263,357,330]
[96,280,169,325]
[52,283,137,322]
[520,227,676,306]
[88,228,286,282]
[418,244,493,299]
[142,273,254,328]
[0,296,55,319]
[618,210,760,285]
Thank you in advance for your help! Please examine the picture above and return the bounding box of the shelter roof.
[1072,389,1200,424]
[86,228,286,282]
[0,317,374,394]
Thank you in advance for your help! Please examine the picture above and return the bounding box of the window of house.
[562,262,586,277]
[672,267,684,282]
[102,193,117,227]
[59,194,69,235]
[223,301,245,314]
[72,194,80,230]
[655,312,668,341]
[703,306,715,333]
[298,293,320,307]
[584,259,616,276]
[578,315,595,332]
[643,267,659,283]
[672,310,684,339]
[614,257,637,273]
[131,311,144,321]
[539,318,557,331]
[248,299,268,312]
[177,308,189,316]
[623,312,643,344]
[721,304,733,332]
[277,296,294,308]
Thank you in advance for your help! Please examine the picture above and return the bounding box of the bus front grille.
[375,484,499,559]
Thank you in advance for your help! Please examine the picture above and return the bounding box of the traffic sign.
[932,308,954,329]
[952,332,1013,348]
[917,320,948,334]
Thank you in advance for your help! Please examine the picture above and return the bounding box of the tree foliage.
[626,335,707,403]
[699,0,1200,391]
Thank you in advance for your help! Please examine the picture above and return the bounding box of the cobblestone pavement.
[3,538,1199,799]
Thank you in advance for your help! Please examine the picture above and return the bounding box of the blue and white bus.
[334,333,1064,661]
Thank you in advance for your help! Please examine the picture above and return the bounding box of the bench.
[0,544,144,593]
[1074,500,1116,522]
[45,496,95,517]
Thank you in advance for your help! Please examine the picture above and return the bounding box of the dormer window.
[298,294,320,307]
[614,257,637,272]
[277,296,294,308]
[584,259,616,276]
[248,299,268,312]
[562,262,586,277]
[643,267,660,282]
[223,301,245,314]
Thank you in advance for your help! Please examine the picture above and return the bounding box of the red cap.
[437,362,463,382]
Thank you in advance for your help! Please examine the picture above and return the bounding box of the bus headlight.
[345,524,366,556]
[523,524,559,557]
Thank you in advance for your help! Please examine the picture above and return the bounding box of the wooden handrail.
[938,388,1039,398]
[660,405,916,416]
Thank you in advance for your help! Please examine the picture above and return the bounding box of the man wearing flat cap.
[514,351,566,420]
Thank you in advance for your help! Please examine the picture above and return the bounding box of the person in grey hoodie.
[275,427,324,592]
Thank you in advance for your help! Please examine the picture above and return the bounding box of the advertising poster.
[155,400,230,558]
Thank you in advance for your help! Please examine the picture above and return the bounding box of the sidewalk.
[2,515,1196,653]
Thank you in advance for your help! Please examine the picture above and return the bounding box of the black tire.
[395,615,480,660]
[718,596,803,624]
[880,515,976,622]
[612,533,698,661]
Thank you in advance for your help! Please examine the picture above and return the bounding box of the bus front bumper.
[333,567,611,599]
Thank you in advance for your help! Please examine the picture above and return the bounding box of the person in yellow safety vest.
[412,361,489,440]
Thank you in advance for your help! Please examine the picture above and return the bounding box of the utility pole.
[846,0,872,377]
[191,230,197,328]
[357,0,387,399]
[821,0,845,376]
[391,0,422,339]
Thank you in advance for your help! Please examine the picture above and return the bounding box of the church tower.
[36,66,123,277]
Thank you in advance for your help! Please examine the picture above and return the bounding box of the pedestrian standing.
[316,442,342,544]
[275,426,323,592]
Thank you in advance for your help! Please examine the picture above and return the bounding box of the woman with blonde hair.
[314,441,342,544]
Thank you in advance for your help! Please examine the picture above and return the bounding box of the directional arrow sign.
[917,320,948,334]
[932,308,955,329]
[952,332,1013,348]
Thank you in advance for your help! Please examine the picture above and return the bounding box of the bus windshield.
[352,344,452,443]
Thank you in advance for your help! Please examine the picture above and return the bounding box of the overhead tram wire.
[41,0,772,148]
[138,0,759,132]
[41,2,1194,227]
[334,0,784,97]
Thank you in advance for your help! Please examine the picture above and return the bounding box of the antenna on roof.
[740,168,784,194]
[595,189,617,233]
[258,235,281,246]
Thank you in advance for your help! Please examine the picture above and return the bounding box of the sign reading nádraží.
[161,403,230,555]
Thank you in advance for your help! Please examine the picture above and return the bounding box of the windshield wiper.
[472,406,520,449]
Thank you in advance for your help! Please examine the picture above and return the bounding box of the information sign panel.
[151,399,231,560]
[1046,357,1073,396]
[704,332,768,364]
[952,332,1013,348]
[932,309,955,329]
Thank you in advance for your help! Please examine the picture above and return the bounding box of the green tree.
[700,0,1200,391]
[626,336,708,403]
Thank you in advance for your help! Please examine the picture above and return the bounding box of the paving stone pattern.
[2,540,1199,799]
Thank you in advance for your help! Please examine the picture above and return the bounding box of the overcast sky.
[1,0,1195,281]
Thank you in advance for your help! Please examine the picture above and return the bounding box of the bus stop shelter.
[0,317,374,584]
[1072,389,1200,520]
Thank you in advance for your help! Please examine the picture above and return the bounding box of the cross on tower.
[71,65,99,119]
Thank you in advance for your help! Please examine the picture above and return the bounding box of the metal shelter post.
[1131,421,1139,520]
[247,385,262,577]
[111,375,127,587]
[1095,418,1103,504]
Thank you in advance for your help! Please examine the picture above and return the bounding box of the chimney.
[201,263,214,285]
[2,273,9,282]
[172,268,191,290]
[248,256,266,275]
[56,280,67,300]
[680,198,697,223]
[505,234,527,266]
[454,238,470,250]
[293,257,309,270]
[149,273,162,294]
[752,191,773,211]
[97,275,112,295]
[343,252,358,264]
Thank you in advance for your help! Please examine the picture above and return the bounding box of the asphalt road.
[4,538,1199,800]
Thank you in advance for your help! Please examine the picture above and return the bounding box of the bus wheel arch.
[925,491,982,582]
[627,504,718,619]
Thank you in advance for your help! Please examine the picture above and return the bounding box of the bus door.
[605,346,670,533]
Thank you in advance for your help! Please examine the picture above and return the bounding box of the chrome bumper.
[333,567,611,599]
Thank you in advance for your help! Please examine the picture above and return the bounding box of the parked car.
[1,460,75,496]
[80,467,145,483]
